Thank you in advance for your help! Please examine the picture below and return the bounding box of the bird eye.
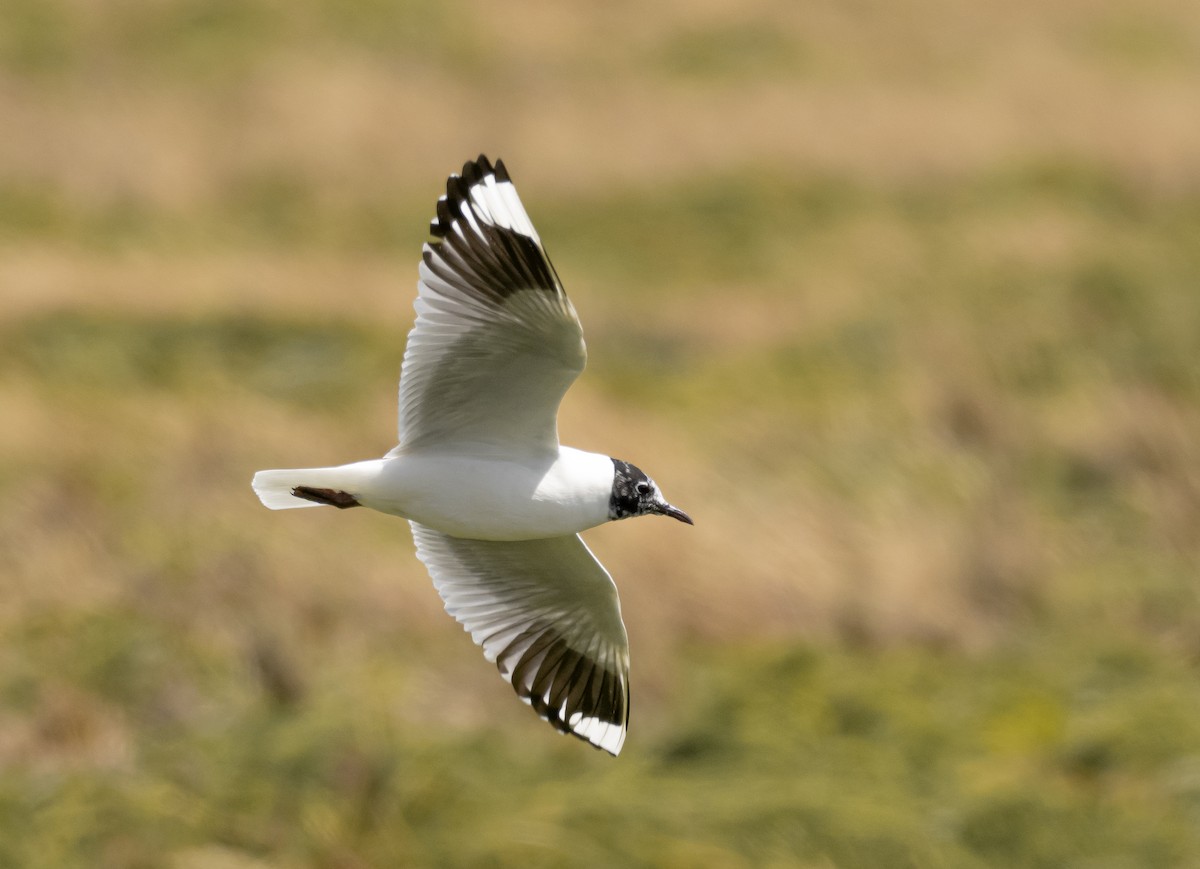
[635,481,651,496]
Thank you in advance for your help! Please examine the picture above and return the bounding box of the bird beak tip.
[662,504,694,526]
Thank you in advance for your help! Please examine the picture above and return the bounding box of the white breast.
[352,446,613,541]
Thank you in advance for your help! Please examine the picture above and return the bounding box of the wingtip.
[461,157,484,186]
[459,154,497,183]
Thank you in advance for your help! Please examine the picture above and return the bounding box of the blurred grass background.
[2,0,1200,866]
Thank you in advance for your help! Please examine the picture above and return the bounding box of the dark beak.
[659,503,694,525]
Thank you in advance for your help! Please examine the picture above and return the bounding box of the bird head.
[608,459,693,525]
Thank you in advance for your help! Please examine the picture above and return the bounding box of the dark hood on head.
[609,459,651,520]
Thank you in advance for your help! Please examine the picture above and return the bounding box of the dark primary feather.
[424,155,560,300]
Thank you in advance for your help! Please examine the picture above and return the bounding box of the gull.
[252,155,692,755]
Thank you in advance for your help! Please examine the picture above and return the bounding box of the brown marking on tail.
[291,486,361,509]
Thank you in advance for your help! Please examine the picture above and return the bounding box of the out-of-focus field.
[3,0,1200,865]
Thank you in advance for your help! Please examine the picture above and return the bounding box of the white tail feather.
[252,469,322,509]
[252,460,385,511]
[254,463,379,509]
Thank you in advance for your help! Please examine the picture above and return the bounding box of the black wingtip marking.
[443,174,468,215]
[432,198,453,238]
[463,154,495,180]
[462,157,484,186]
[499,626,627,754]
[423,155,560,300]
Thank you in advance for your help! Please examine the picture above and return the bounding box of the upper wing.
[410,522,630,755]
[395,156,586,455]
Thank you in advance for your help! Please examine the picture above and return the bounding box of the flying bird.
[252,155,692,755]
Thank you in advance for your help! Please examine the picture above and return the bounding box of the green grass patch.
[3,632,1199,867]
[0,311,396,411]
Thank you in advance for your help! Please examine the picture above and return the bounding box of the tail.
[252,466,365,510]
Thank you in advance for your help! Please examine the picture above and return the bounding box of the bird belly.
[356,450,611,541]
